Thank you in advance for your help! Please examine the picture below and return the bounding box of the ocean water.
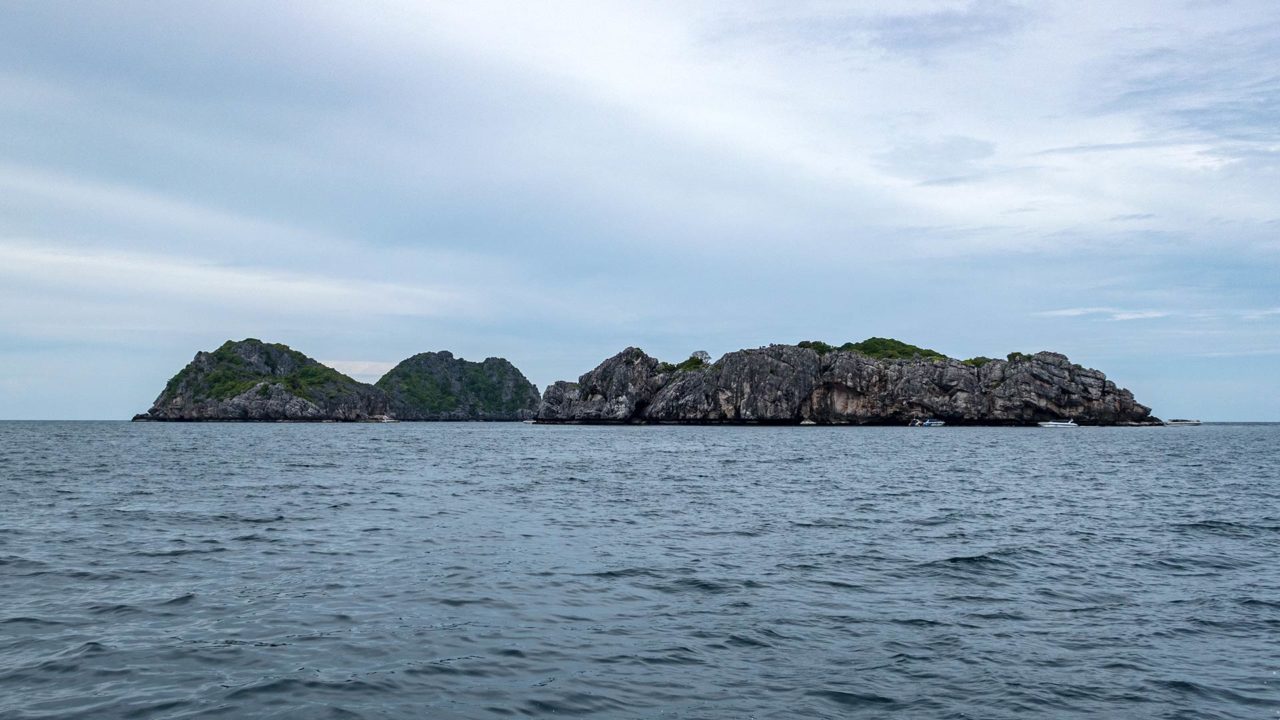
[1,422,1277,719]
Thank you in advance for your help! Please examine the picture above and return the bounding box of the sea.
[1,421,1277,719]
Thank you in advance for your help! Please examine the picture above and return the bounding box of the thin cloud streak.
[0,241,473,322]
[1036,307,1170,321]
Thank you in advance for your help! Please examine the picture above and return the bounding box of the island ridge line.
[133,338,1158,425]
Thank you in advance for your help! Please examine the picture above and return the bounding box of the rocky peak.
[135,339,390,422]
[374,350,540,421]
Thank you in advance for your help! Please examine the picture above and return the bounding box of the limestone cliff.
[538,343,1157,425]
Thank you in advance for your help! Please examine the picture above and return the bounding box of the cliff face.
[374,351,541,421]
[538,345,1156,425]
[134,339,390,422]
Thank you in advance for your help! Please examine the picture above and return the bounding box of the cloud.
[1091,16,1280,147]
[869,1,1033,57]
[0,163,330,253]
[0,240,473,326]
[875,135,997,182]
[1242,308,1280,321]
[1036,307,1170,321]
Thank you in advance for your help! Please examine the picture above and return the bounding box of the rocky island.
[133,339,540,422]
[376,351,541,421]
[537,339,1158,426]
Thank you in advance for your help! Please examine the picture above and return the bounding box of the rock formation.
[375,351,541,421]
[538,342,1158,425]
[133,339,390,422]
[133,340,543,422]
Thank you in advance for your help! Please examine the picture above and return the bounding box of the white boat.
[1037,419,1079,428]
[1163,419,1202,426]
[909,419,945,427]
[800,419,817,425]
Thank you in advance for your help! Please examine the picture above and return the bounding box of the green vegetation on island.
[797,337,947,360]
[658,351,711,373]
[162,339,365,405]
[375,351,541,420]
[139,339,388,421]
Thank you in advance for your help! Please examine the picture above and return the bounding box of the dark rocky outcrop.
[374,351,541,421]
[537,343,1158,425]
[133,339,391,422]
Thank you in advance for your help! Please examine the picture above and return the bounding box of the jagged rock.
[537,343,1157,425]
[646,345,822,422]
[537,347,666,422]
[133,339,390,422]
[374,351,540,421]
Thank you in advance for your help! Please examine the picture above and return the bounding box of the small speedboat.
[909,419,945,427]
[1037,419,1079,428]
[1163,419,1201,426]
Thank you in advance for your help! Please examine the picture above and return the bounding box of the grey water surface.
[1,421,1277,719]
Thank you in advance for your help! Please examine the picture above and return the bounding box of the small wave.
[928,552,1009,566]
[809,689,897,708]
[693,528,762,537]
[120,699,191,717]
[61,641,110,656]
[1172,520,1266,536]
[792,518,854,529]
[581,567,665,580]
[1237,596,1280,609]
[518,693,631,715]
[0,556,47,568]
[214,513,285,524]
[815,579,864,590]
[436,596,513,608]
[1,616,64,626]
[63,570,124,581]
[645,577,738,595]
[132,547,228,557]
[907,514,958,526]
[88,603,139,616]
[726,634,772,648]
[1153,679,1278,707]
[639,646,705,665]
[1036,588,1129,606]
[890,617,948,627]
[225,676,401,700]
[920,548,1027,571]
[1140,554,1256,571]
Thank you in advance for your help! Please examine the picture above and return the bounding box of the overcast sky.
[2,1,1277,420]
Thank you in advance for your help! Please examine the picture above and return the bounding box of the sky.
[1,0,1277,421]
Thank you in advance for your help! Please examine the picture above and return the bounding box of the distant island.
[133,337,1158,425]
[132,339,539,422]
[537,339,1159,426]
